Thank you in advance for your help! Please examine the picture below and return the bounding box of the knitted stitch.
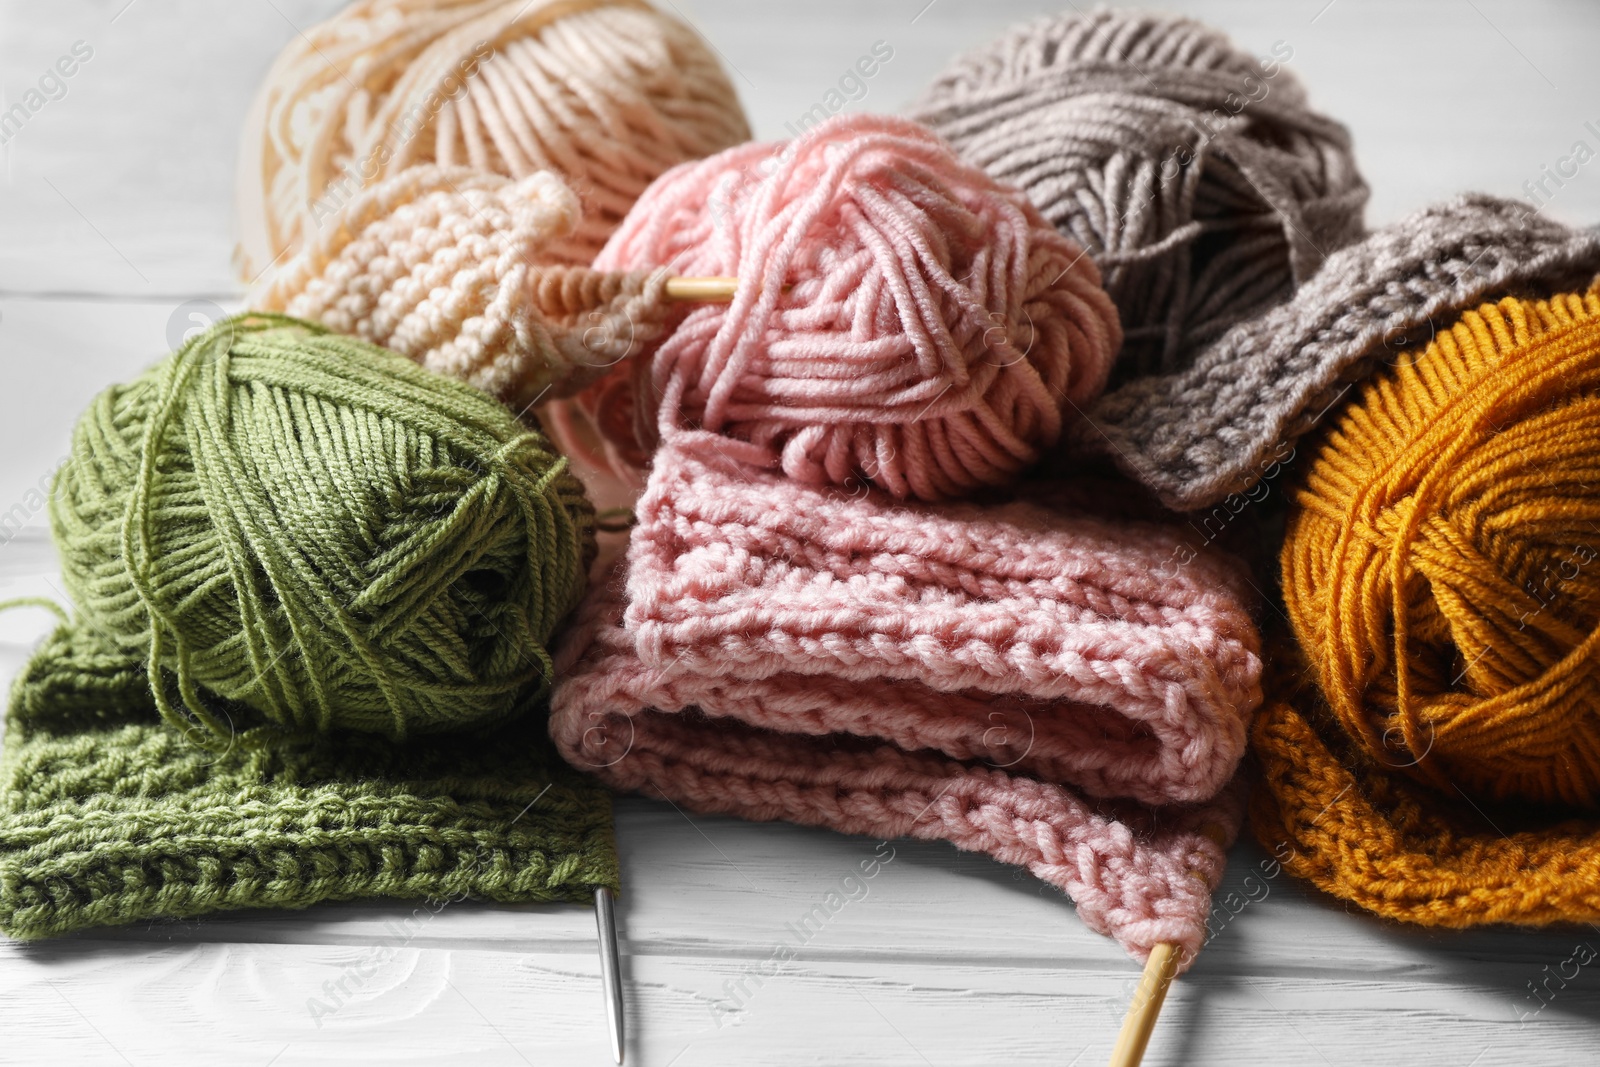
[1,314,613,938]
[550,430,1264,964]
[911,7,1368,380]
[1253,288,1600,925]
[1074,195,1600,510]
[252,165,674,415]
[234,0,751,277]
[0,624,616,939]
[572,113,1123,497]
[1252,648,1600,929]
[53,315,594,743]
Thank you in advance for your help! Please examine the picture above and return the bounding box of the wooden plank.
[4,937,1600,1065]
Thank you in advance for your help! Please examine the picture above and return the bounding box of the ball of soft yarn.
[911,8,1367,380]
[584,113,1123,501]
[1282,289,1600,810]
[51,315,595,741]
[234,0,751,279]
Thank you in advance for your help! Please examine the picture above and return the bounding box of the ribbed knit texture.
[0,625,617,939]
[1253,288,1600,926]
[252,165,675,416]
[1074,195,1600,510]
[551,430,1264,966]
[911,7,1368,380]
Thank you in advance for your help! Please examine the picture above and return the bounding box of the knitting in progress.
[252,165,674,416]
[0,315,615,938]
[0,635,615,939]
[1074,195,1600,511]
[569,113,1124,495]
[538,108,1266,967]
[911,7,1367,381]
[552,430,1263,965]
[234,0,750,279]
[1252,288,1600,926]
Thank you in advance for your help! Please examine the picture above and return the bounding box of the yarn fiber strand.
[1256,287,1600,926]
[582,113,1122,497]
[52,315,595,742]
[235,0,751,277]
[912,8,1367,380]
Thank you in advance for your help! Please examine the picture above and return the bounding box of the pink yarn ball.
[587,113,1122,501]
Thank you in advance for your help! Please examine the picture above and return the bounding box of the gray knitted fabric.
[1072,194,1600,511]
[911,7,1368,380]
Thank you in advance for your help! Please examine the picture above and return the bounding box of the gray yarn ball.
[911,8,1369,381]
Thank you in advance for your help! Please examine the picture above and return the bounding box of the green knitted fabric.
[0,625,617,938]
[0,314,617,938]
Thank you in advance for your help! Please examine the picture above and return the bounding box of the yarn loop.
[51,315,595,742]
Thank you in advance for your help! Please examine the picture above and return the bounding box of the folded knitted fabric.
[550,430,1264,965]
[1073,195,1600,511]
[1,624,617,938]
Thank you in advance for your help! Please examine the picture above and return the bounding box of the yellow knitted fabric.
[1253,286,1600,926]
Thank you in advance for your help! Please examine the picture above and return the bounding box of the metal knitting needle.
[577,272,726,1064]
[595,887,625,1064]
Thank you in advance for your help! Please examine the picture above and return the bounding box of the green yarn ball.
[51,314,595,742]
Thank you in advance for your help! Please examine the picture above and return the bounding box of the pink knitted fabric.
[550,430,1264,964]
[556,113,1122,498]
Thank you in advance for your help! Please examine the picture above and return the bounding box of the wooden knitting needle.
[1107,943,1180,1067]
[595,887,626,1064]
[662,276,738,302]
[1107,824,1229,1067]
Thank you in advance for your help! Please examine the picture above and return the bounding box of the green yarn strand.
[52,314,595,742]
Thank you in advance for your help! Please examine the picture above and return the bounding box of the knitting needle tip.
[1107,942,1179,1067]
[662,275,739,302]
[595,886,625,1065]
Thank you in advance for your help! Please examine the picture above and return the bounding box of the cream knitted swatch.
[253,165,674,416]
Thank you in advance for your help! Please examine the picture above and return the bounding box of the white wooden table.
[4,2,1600,1063]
